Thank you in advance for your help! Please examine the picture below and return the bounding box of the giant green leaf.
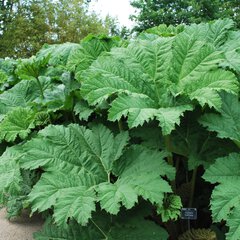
[19,124,129,224]
[20,124,129,182]
[130,123,164,150]
[81,20,238,135]
[97,146,174,214]
[15,124,174,225]
[81,37,192,135]
[203,153,240,240]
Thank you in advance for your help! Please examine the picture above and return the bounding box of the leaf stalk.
[90,219,108,239]
[164,135,173,166]
[36,77,44,99]
[189,168,198,207]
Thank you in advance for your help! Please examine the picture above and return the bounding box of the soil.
[0,208,43,240]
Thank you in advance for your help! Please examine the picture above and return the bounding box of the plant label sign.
[181,208,197,220]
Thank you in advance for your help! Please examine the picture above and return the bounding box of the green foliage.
[0,19,239,239]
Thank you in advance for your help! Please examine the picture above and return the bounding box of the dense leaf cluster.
[0,20,240,239]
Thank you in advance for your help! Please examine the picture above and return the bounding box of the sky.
[89,0,136,28]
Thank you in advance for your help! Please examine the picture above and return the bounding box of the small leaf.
[157,194,182,222]
[74,100,94,121]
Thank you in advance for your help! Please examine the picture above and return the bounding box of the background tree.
[0,0,17,33]
[45,0,114,43]
[0,0,115,58]
[130,0,240,32]
[0,1,50,58]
